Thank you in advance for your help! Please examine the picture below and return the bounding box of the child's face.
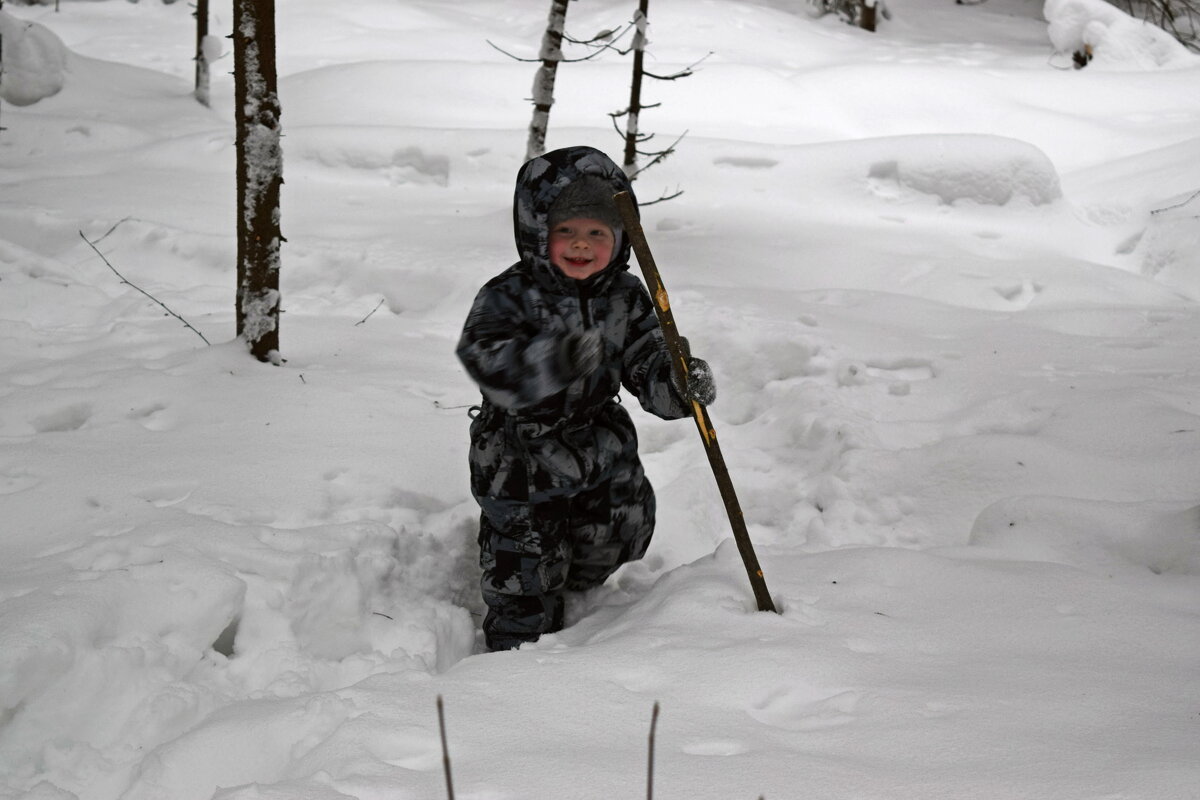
[548,217,615,281]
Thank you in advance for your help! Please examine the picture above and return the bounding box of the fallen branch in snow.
[92,216,137,244]
[1151,188,1200,216]
[437,696,456,800]
[355,297,386,326]
[79,231,212,346]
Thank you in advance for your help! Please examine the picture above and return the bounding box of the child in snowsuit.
[456,145,716,651]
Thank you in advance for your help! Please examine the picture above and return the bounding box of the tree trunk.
[860,0,877,32]
[621,0,649,177]
[1,0,5,136]
[233,0,283,363]
[525,0,570,161]
[194,0,210,107]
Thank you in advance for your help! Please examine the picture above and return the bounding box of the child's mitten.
[562,328,603,377]
[671,337,717,406]
[681,357,716,405]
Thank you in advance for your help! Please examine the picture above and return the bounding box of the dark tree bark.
[860,0,877,32]
[194,0,210,107]
[233,0,283,363]
[0,0,5,136]
[526,0,570,160]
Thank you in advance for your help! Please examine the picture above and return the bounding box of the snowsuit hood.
[513,146,637,293]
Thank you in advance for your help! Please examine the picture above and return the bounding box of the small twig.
[562,21,635,48]
[355,298,386,326]
[486,38,614,64]
[647,702,660,800]
[433,400,476,411]
[79,231,211,346]
[1151,188,1200,215]
[94,216,137,244]
[644,51,714,81]
[437,696,455,800]
[639,188,684,206]
[629,131,688,181]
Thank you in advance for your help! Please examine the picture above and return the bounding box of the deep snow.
[1,1,1199,799]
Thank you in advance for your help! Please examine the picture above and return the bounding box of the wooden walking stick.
[614,191,777,614]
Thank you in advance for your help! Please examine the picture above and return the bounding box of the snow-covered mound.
[0,10,67,105]
[1044,0,1199,69]
[971,497,1200,578]
[864,134,1062,206]
[1138,189,1200,300]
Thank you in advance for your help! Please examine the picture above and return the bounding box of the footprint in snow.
[681,739,750,756]
[30,402,93,433]
[713,155,780,169]
[133,482,198,508]
[747,686,862,732]
[127,401,173,431]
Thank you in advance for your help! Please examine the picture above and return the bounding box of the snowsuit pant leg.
[478,449,656,650]
[478,495,571,651]
[565,449,657,590]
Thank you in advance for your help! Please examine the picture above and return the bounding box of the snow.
[0,10,67,106]
[1,0,1199,799]
[1044,0,1198,68]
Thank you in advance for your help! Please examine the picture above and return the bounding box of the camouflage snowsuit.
[456,146,690,651]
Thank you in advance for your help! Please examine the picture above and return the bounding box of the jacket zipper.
[577,283,593,328]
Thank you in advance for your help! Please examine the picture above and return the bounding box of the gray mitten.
[684,357,716,405]
[671,337,717,405]
[562,328,603,377]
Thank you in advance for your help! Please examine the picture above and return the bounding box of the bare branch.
[644,51,713,81]
[639,187,684,205]
[79,231,212,346]
[562,21,635,48]
[488,31,626,64]
[355,298,386,326]
[647,702,659,800]
[95,216,138,244]
[486,39,542,62]
[629,131,688,180]
[437,696,455,800]
[1151,188,1200,215]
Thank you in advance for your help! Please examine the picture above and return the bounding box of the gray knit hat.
[547,175,624,233]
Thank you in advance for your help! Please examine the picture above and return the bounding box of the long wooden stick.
[614,191,777,614]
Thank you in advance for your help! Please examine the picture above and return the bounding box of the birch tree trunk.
[233,0,283,363]
[194,0,210,107]
[621,0,649,177]
[525,0,570,161]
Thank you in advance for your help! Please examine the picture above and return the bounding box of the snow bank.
[0,516,475,799]
[1044,0,1199,69]
[970,496,1200,577]
[1138,189,1200,299]
[0,10,67,106]
[864,134,1062,206]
